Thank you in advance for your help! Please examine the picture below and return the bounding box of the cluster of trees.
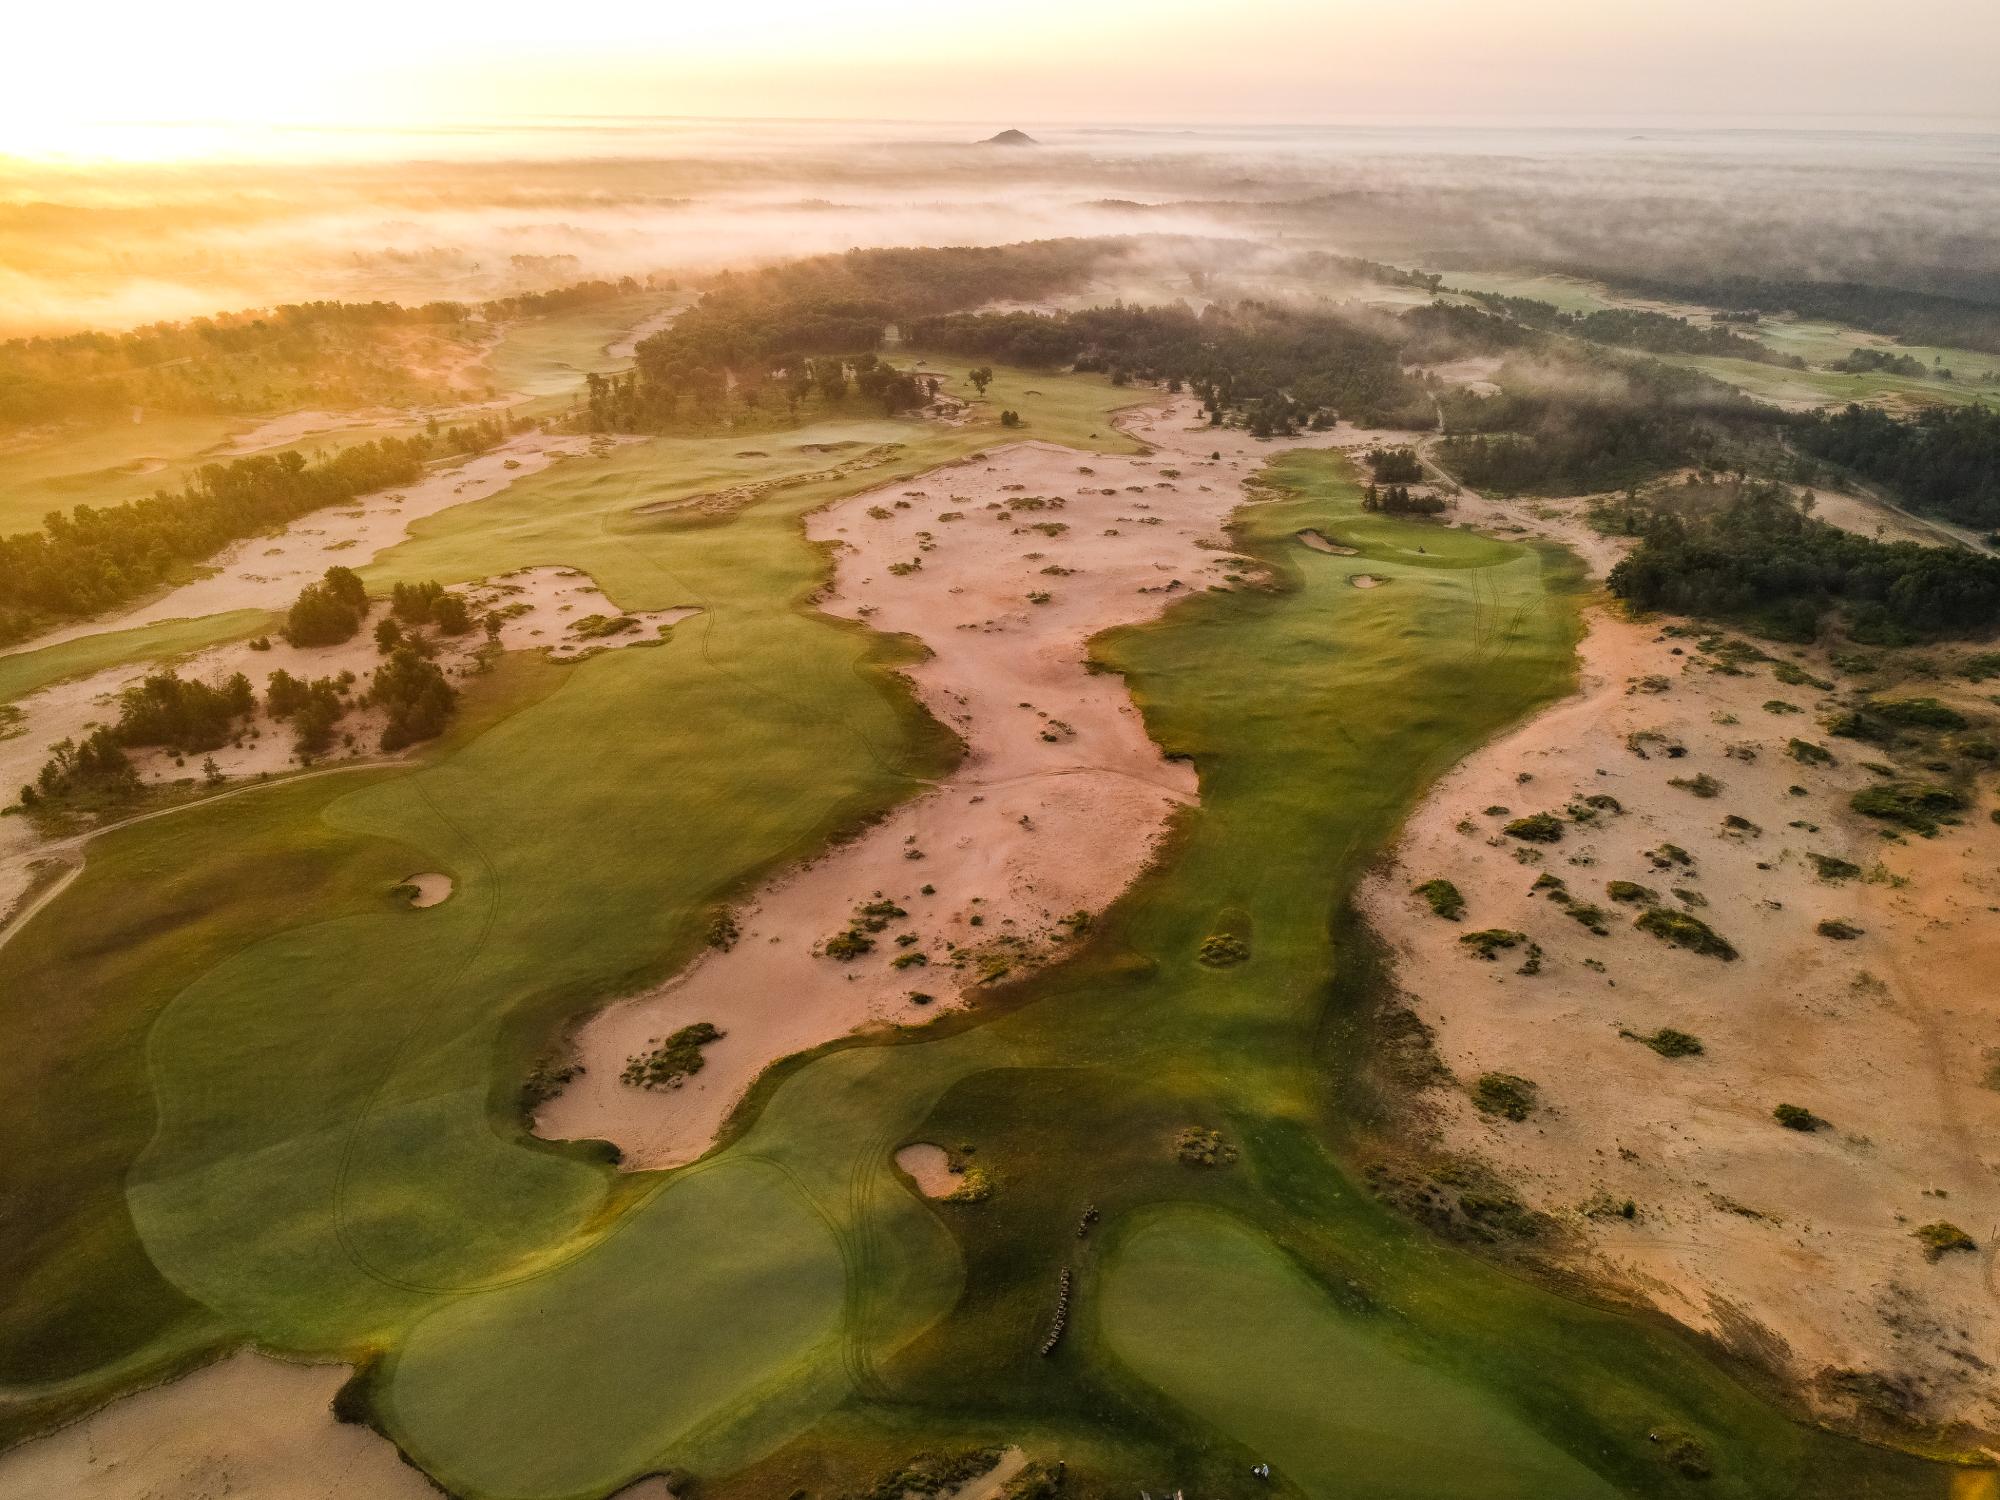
[1461,293,1798,365]
[266,668,356,755]
[390,580,473,635]
[20,666,256,809]
[1589,274,2000,358]
[371,648,456,751]
[1795,403,2000,528]
[0,421,506,644]
[912,300,1432,430]
[1365,446,1425,482]
[1363,483,1446,515]
[1607,480,2000,641]
[1829,348,1933,379]
[1435,356,1766,494]
[0,298,478,427]
[282,566,370,647]
[582,352,937,432]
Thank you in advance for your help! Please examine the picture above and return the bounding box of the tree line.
[0,420,503,644]
[1794,403,2000,530]
[1607,479,2000,642]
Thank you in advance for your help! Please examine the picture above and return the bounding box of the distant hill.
[979,129,1038,146]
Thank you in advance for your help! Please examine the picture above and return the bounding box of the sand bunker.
[1347,573,1384,588]
[0,1350,435,1500]
[400,873,453,908]
[1295,528,1359,555]
[540,397,1375,1169]
[894,1143,957,1198]
[1362,496,2000,1432]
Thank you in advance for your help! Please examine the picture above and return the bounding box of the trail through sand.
[539,398,1364,1169]
[1362,485,2000,1433]
[3,432,617,661]
[0,1351,436,1500]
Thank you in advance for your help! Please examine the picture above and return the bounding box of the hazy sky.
[9,0,1999,157]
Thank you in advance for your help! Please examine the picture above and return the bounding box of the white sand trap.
[1347,572,1384,588]
[400,872,452,908]
[0,1350,436,1500]
[1361,481,2000,1432]
[1295,528,1358,555]
[895,1142,957,1198]
[540,395,1389,1170]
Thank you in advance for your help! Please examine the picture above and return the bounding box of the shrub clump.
[1503,812,1564,843]
[621,1022,724,1089]
[1458,928,1526,961]
[1198,931,1250,966]
[1625,1026,1704,1058]
[1913,1221,1976,1262]
[1668,772,1722,798]
[1472,1072,1539,1121]
[1174,1127,1238,1166]
[1816,918,1865,940]
[1809,853,1862,881]
[1772,1102,1824,1132]
[1635,907,1738,960]
[1787,737,1835,765]
[1413,877,1466,920]
[1851,782,1965,835]
[1605,879,1658,905]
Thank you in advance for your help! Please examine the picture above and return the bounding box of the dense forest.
[0,420,503,644]
[913,300,1432,430]
[1794,403,2000,529]
[1583,273,2000,358]
[1460,292,1799,366]
[1607,480,2000,641]
[0,277,653,429]
[1435,356,1770,494]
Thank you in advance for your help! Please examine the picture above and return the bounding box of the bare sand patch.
[1295,528,1358,555]
[1347,573,1384,588]
[894,1143,957,1198]
[539,398,1381,1169]
[3,432,615,662]
[400,873,453,908]
[0,1350,435,1500]
[1806,486,1983,552]
[1363,559,2000,1431]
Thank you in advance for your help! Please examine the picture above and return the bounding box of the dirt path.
[538,398,1373,1168]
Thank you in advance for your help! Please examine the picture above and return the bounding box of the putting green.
[1100,1207,1621,1500]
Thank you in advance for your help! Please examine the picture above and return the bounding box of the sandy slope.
[0,1351,436,1500]
[538,398,1368,1169]
[1361,498,2000,1434]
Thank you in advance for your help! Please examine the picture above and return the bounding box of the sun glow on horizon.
[10,0,2000,164]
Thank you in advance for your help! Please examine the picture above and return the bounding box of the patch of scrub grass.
[1604,880,1657,905]
[1809,853,1862,881]
[1413,877,1466,920]
[1635,907,1738,960]
[1623,1027,1704,1058]
[1773,1103,1825,1132]
[1459,928,1527,960]
[621,1021,724,1089]
[1912,1222,1976,1262]
[1815,918,1865,940]
[1502,812,1564,842]
[1851,782,1965,835]
[1472,1072,1540,1121]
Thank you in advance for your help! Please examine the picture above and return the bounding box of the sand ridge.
[1361,493,2000,1434]
[537,397,1369,1169]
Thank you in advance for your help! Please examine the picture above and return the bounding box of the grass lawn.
[480,295,683,399]
[1099,1206,1621,1498]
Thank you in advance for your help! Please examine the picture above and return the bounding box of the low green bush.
[1635,907,1737,960]
[1851,781,1965,835]
[1772,1102,1823,1132]
[1913,1221,1976,1262]
[1503,812,1564,842]
[1458,928,1525,960]
[1472,1072,1538,1121]
[1413,877,1465,920]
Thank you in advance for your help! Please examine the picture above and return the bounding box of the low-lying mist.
[5,120,1999,336]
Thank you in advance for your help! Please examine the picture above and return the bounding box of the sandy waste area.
[1362,488,2000,1435]
[537,397,1378,1169]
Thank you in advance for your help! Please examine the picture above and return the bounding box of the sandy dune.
[1362,500,2000,1433]
[538,398,1365,1169]
[0,1351,435,1500]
